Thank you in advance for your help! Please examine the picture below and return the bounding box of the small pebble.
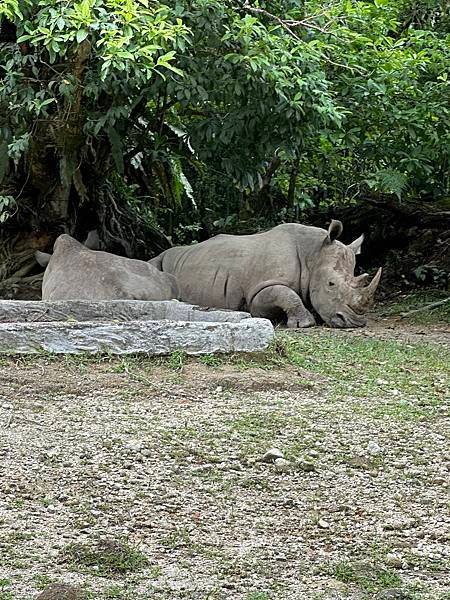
[259,448,284,463]
[318,519,330,529]
[125,440,143,452]
[367,440,382,455]
[385,552,403,568]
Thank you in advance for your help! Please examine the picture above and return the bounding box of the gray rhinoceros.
[150,220,382,328]
[36,233,178,302]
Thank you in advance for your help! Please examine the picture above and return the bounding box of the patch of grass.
[266,332,449,411]
[0,579,13,600]
[198,353,223,367]
[403,552,449,573]
[102,580,159,600]
[379,290,450,324]
[168,350,187,370]
[230,411,287,438]
[239,476,271,491]
[247,593,271,600]
[331,560,402,594]
[371,399,430,420]
[60,538,148,576]
[33,574,53,590]
[227,410,292,455]
[333,561,355,583]
[160,526,194,550]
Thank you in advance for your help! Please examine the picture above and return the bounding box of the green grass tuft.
[332,559,402,593]
[60,538,148,576]
[0,579,13,600]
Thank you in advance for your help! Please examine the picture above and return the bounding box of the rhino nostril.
[333,311,367,328]
[334,312,346,326]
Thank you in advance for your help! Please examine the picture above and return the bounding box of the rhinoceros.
[150,220,382,328]
[36,233,178,302]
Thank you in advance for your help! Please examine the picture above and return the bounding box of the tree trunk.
[287,157,300,213]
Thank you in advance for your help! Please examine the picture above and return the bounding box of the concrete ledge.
[0,318,273,355]
[0,300,251,324]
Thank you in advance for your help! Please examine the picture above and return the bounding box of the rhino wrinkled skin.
[150,220,382,328]
[38,234,178,302]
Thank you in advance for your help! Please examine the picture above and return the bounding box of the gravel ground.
[0,322,449,600]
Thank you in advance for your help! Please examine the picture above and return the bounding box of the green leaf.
[76,29,89,44]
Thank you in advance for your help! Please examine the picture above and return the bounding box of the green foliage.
[168,349,187,370]
[0,0,189,151]
[0,0,448,243]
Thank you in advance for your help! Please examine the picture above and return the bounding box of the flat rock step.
[0,301,274,355]
[0,300,251,323]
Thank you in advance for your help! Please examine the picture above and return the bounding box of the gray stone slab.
[0,300,251,323]
[0,318,274,355]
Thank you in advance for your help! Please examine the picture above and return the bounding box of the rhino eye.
[328,281,335,287]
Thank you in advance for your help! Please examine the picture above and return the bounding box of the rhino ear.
[83,230,100,250]
[326,219,343,243]
[349,233,364,255]
[35,250,51,267]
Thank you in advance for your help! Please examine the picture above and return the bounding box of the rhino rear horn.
[326,220,343,243]
[353,273,370,288]
[35,250,51,267]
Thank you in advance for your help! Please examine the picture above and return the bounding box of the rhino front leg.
[250,285,316,328]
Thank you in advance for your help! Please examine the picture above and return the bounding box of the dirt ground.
[0,318,448,600]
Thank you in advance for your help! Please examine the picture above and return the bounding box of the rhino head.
[309,220,382,328]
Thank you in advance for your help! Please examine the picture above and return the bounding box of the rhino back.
[42,235,178,301]
[158,227,312,309]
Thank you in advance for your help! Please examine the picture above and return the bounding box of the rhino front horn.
[363,267,382,302]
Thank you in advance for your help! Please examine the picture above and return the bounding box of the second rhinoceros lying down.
[36,234,178,301]
[150,220,382,328]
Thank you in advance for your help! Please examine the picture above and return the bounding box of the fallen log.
[400,297,450,318]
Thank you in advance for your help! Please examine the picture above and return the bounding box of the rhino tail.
[35,250,51,267]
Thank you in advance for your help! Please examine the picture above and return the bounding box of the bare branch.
[238,2,366,74]
[240,1,332,36]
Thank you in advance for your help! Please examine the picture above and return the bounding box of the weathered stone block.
[0,318,274,355]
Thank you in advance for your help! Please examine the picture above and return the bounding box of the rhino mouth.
[330,307,367,328]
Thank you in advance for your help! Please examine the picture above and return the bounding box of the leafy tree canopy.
[0,0,448,246]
